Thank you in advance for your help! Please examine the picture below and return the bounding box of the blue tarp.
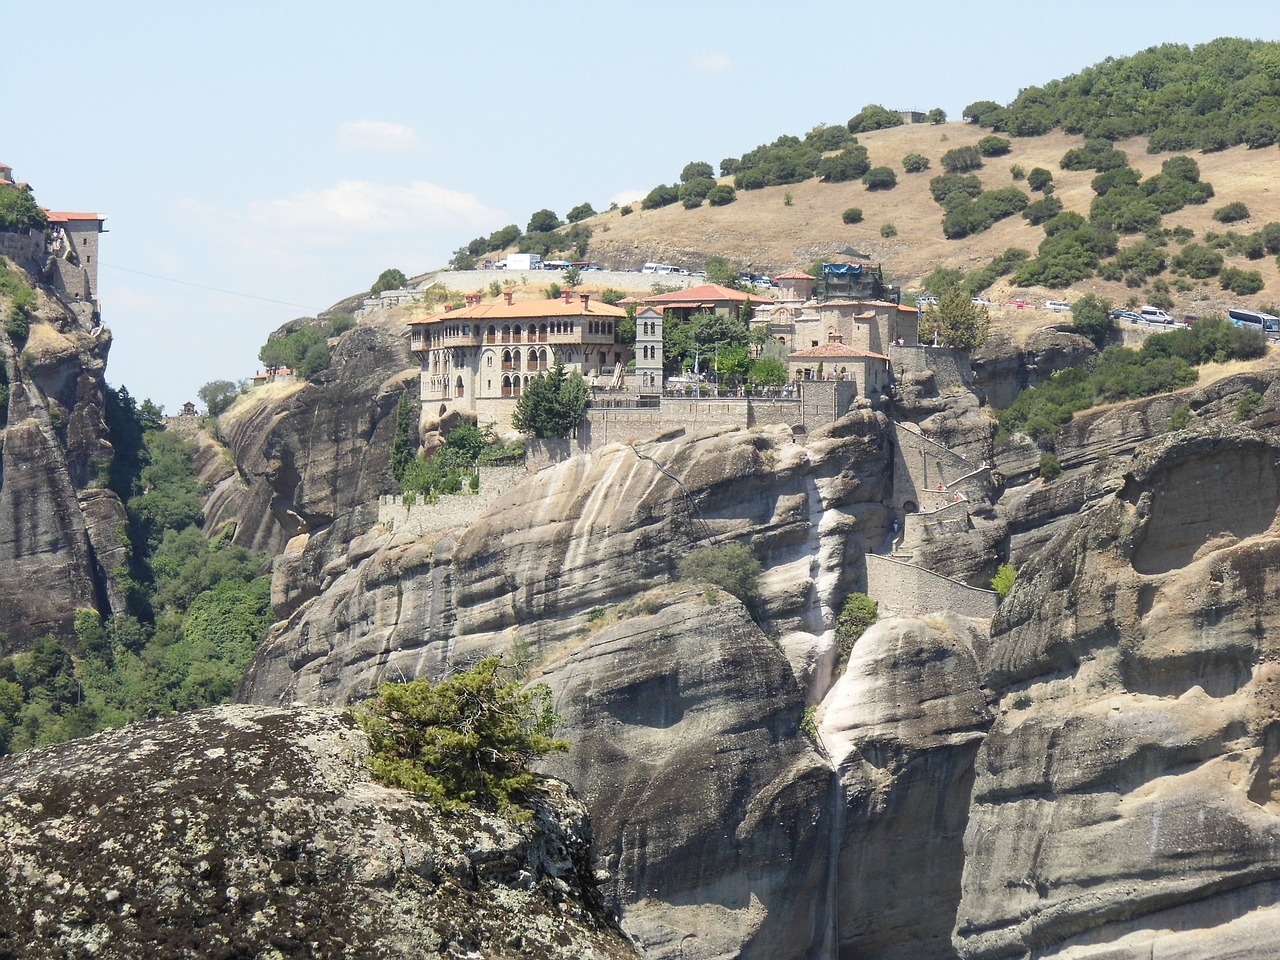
[823,263,863,276]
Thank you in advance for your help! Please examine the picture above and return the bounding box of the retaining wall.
[865,554,997,620]
[376,465,526,536]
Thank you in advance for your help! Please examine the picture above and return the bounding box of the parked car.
[1111,310,1143,323]
[971,296,994,306]
[1008,297,1030,308]
[1044,300,1072,312]
[917,295,939,305]
[1139,305,1174,324]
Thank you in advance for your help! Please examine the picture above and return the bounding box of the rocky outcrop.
[538,585,833,959]
[0,704,637,960]
[955,426,1280,959]
[204,324,417,555]
[238,412,895,707]
[0,275,121,650]
[972,327,1099,410]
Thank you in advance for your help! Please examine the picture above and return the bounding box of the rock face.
[204,324,417,555]
[0,276,123,650]
[239,413,895,707]
[0,705,636,960]
[538,585,834,959]
[955,426,1280,959]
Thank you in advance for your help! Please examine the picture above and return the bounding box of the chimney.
[580,293,591,311]
[465,293,481,306]
[503,290,514,305]
[444,304,454,312]
[561,289,573,303]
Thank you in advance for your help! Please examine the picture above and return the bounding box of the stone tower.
[634,305,663,397]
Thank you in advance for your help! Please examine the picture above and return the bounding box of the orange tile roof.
[643,283,771,304]
[45,210,105,222]
[773,270,815,280]
[789,342,889,361]
[407,297,625,326]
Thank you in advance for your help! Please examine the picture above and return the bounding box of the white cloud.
[692,53,732,74]
[338,119,422,153]
[609,188,646,207]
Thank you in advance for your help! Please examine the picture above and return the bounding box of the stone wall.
[891,421,980,512]
[375,465,526,536]
[865,554,997,619]
[0,230,43,268]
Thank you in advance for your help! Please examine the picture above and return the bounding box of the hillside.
[575,121,1280,326]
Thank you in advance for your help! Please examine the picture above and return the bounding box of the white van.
[1139,306,1174,324]
[1044,300,1072,312]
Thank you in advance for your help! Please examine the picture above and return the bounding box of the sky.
[5,0,1279,411]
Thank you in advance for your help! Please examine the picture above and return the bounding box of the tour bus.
[1227,308,1280,336]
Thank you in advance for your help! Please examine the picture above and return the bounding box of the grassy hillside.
[579,121,1280,326]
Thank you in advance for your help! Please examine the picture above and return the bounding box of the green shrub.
[1169,403,1191,431]
[1010,164,1026,181]
[842,207,864,225]
[1220,267,1265,296]
[929,173,983,205]
[641,184,679,210]
[817,144,871,182]
[990,563,1017,600]
[862,167,897,190]
[880,223,897,238]
[620,205,633,216]
[940,145,983,173]
[902,153,930,173]
[707,184,736,206]
[353,657,568,820]
[835,593,878,664]
[678,543,761,607]
[977,135,1011,157]
[1213,201,1251,223]
[1235,390,1263,422]
[1027,168,1054,192]
[1039,452,1063,480]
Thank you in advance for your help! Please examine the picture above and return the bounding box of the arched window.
[456,375,464,397]
[486,352,494,368]
[539,323,548,341]
[502,374,512,397]
[502,324,511,343]
[513,324,523,342]
[512,374,522,396]
[502,349,512,370]
[486,325,496,344]
[512,348,521,368]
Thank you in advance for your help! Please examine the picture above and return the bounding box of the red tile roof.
[789,342,889,361]
[773,270,815,280]
[45,210,105,222]
[643,283,771,305]
[407,297,625,326]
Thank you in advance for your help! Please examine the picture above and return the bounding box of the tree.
[719,158,739,176]
[1213,202,1250,223]
[565,202,596,223]
[1027,167,1054,192]
[926,108,947,124]
[678,544,761,607]
[526,209,562,233]
[197,380,239,417]
[941,146,983,173]
[816,145,870,183]
[707,184,736,206]
[921,286,989,348]
[977,135,1012,156]
[681,161,714,183]
[963,100,1004,125]
[1070,293,1114,347]
[370,268,407,295]
[0,187,49,232]
[862,167,897,191]
[748,357,788,387]
[835,593,878,663]
[847,104,904,134]
[354,657,568,819]
[991,564,1016,599]
[842,207,864,225]
[902,153,930,173]
[511,357,587,438]
[641,184,679,210]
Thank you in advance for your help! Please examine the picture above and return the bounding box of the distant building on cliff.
[409,290,630,427]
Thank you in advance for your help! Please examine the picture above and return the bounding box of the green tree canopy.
[920,287,990,348]
[526,209,562,233]
[197,380,240,417]
[511,357,588,438]
[681,161,715,183]
[353,657,568,819]
[1070,293,1114,347]
[565,202,596,223]
[371,268,407,295]
[847,104,904,134]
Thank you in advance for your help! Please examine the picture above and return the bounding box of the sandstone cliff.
[0,704,637,960]
[0,270,124,650]
[956,425,1280,959]
[203,323,417,555]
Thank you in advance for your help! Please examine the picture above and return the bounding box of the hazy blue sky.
[5,1,1278,409]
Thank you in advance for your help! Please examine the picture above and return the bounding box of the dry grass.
[1195,353,1280,387]
[578,122,1280,340]
[220,378,307,431]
